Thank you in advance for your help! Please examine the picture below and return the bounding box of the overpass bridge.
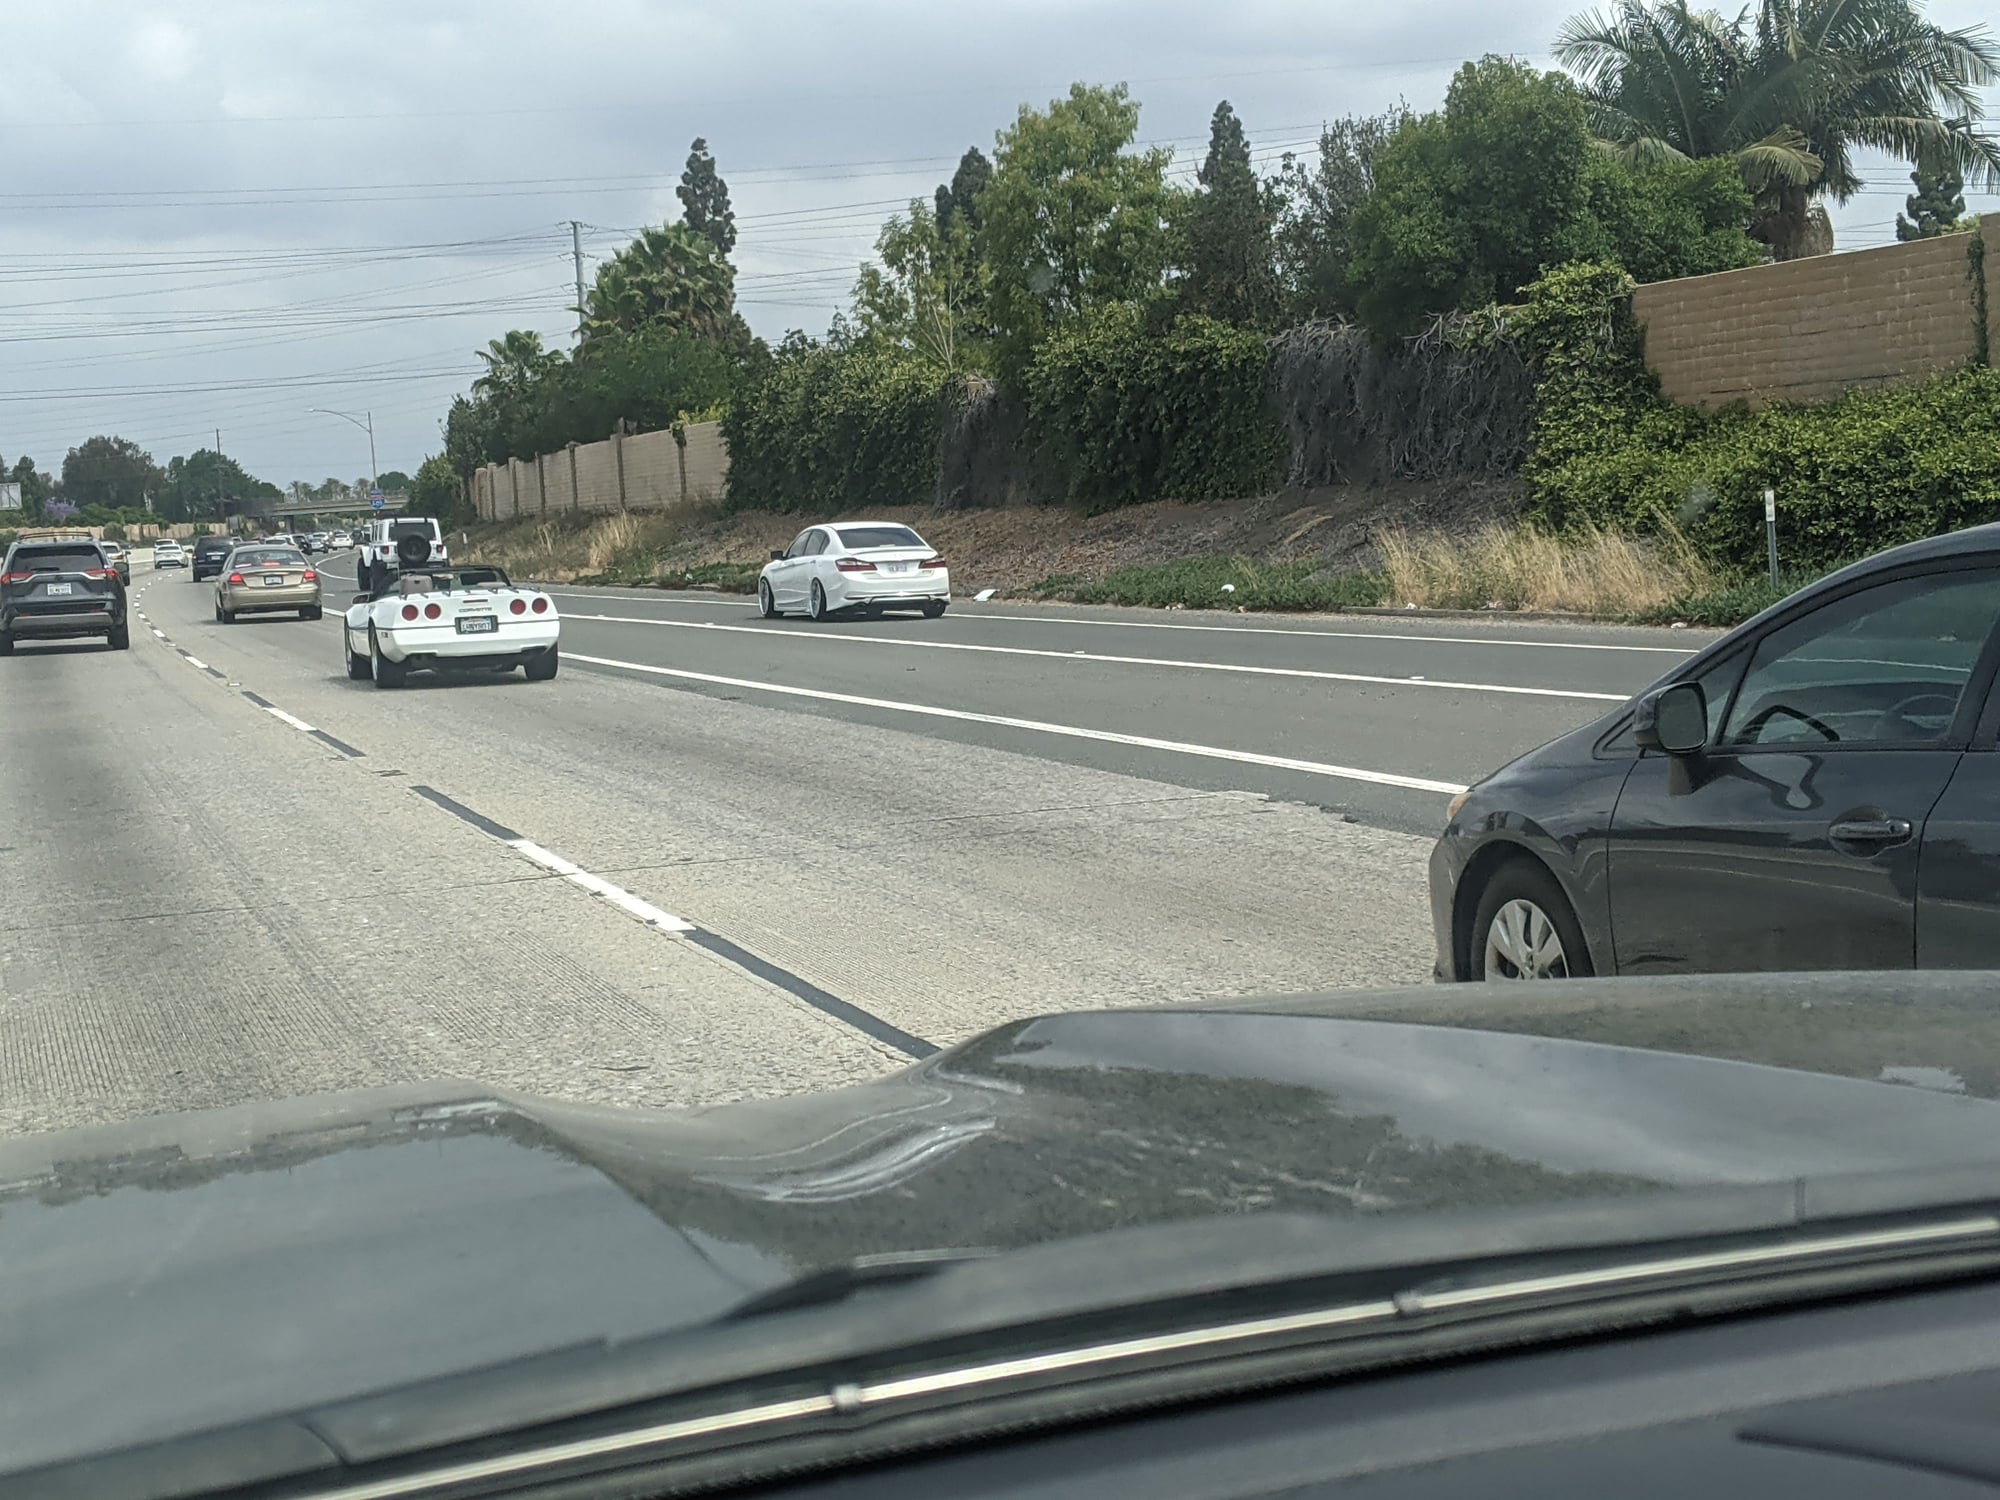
[233,490,409,526]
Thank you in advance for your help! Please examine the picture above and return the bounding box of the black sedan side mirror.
[769,549,785,562]
[1633,681,1708,756]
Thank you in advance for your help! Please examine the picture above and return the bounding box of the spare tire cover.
[395,531,432,568]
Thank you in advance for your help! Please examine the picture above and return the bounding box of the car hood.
[7,971,2000,1471]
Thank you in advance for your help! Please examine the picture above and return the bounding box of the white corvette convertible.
[343,564,559,687]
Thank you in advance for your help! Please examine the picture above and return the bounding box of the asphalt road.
[0,554,1706,1138]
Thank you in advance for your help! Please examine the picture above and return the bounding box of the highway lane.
[89,564,1448,1081]
[0,583,904,1138]
[318,555,1711,836]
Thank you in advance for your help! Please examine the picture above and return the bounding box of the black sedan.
[1433,521,2000,981]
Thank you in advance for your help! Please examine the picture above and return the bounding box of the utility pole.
[569,220,586,340]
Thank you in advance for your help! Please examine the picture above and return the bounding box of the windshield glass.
[833,526,926,550]
[8,1,2000,1488]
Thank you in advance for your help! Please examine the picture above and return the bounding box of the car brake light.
[423,602,442,619]
[835,556,875,573]
[509,598,527,615]
[226,572,245,585]
[302,570,317,582]
[531,597,549,614]
[401,604,419,621]
[0,572,33,585]
[82,568,114,580]
[918,555,946,570]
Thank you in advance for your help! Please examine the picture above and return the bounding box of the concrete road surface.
[0,557,1703,1137]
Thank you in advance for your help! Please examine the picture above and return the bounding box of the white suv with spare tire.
[356,517,447,592]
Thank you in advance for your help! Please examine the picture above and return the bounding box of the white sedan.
[152,541,187,568]
[758,522,949,621]
[343,565,558,687]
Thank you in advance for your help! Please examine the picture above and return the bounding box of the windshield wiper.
[722,1249,996,1321]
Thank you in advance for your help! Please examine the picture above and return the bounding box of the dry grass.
[1374,521,1716,615]
[471,510,689,582]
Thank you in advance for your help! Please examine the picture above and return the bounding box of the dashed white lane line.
[566,652,1468,796]
[150,628,166,639]
[538,589,1695,655]
[182,653,210,671]
[505,837,695,931]
[261,705,316,733]
[562,613,1627,703]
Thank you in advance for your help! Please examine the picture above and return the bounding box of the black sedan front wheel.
[1470,860,1592,982]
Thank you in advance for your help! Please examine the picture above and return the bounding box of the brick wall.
[1633,215,1992,409]
[472,422,732,521]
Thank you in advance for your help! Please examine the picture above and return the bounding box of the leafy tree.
[1179,101,1280,327]
[9,456,52,518]
[854,198,989,373]
[1583,153,1764,282]
[1557,0,2000,260]
[935,147,993,234]
[1271,108,1408,320]
[158,448,273,522]
[677,138,737,257]
[409,453,470,526]
[373,468,414,492]
[1351,58,1598,333]
[1898,119,1972,239]
[979,82,1181,381]
[61,435,160,510]
[583,223,737,342]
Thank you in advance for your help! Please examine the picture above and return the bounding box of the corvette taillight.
[423,603,441,619]
[531,597,549,614]
[400,604,419,621]
[509,599,526,615]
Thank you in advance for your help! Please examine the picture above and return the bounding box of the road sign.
[370,493,386,511]
[0,482,20,512]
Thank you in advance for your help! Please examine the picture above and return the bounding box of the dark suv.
[0,538,129,654]
[190,535,240,581]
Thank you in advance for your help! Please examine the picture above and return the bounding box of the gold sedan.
[214,545,322,623]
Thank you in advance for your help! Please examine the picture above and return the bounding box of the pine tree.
[935,147,993,235]
[677,138,737,257]
[1184,101,1278,326]
[1896,124,1970,241]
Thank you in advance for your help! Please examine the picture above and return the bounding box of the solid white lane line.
[506,837,694,931]
[262,705,316,733]
[563,613,1626,703]
[538,589,1693,655]
[566,652,1468,796]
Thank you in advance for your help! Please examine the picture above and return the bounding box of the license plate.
[884,561,914,574]
[45,582,71,596]
[262,574,285,586]
[456,615,497,634]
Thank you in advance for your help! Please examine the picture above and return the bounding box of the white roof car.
[343,564,558,687]
[757,521,949,621]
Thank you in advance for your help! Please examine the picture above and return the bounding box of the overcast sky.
[2,1,1994,491]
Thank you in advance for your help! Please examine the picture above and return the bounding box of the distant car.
[96,539,131,585]
[344,564,557,687]
[214,545,320,623]
[329,530,352,549]
[305,532,330,554]
[0,537,128,653]
[355,516,448,593]
[1432,520,2000,983]
[189,536,239,581]
[758,521,950,621]
[152,540,186,569]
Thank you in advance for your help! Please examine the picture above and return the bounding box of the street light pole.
[307,407,377,489]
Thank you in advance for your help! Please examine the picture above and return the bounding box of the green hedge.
[1024,306,1285,512]
[722,338,948,513]
[1519,260,2000,572]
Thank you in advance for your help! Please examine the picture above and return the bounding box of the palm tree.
[581,223,736,341]
[1557,0,2000,259]
[472,330,555,395]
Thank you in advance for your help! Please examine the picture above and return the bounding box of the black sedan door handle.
[1828,815,1914,848]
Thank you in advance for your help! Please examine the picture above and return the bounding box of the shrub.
[1024,305,1284,512]
[723,336,948,513]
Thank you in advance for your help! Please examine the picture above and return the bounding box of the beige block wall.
[472,420,733,519]
[1633,220,1989,409]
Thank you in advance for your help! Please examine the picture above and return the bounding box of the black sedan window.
[1721,570,2000,747]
